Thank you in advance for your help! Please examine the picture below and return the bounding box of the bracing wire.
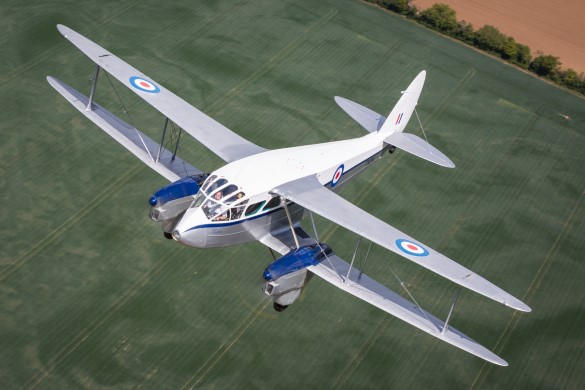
[102,72,153,160]
[388,264,433,325]
[414,107,429,145]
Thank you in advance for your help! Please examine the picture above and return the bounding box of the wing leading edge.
[56,25,266,163]
[271,175,531,313]
[260,228,508,366]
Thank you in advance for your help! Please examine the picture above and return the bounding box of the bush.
[529,55,562,77]
[418,3,458,34]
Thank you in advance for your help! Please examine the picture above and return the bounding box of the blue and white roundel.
[395,239,429,257]
[129,76,160,93]
[331,164,344,187]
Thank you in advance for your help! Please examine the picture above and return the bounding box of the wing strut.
[442,286,462,334]
[346,236,362,282]
[281,197,300,249]
[358,242,373,280]
[87,64,100,111]
[156,118,169,163]
[155,117,184,164]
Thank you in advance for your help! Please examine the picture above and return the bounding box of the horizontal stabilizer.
[385,132,455,168]
[47,76,202,182]
[334,96,386,133]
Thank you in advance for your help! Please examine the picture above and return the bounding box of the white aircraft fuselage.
[173,131,390,248]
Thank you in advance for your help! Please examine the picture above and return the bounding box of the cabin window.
[245,201,266,216]
[263,196,281,211]
[230,199,249,220]
[224,191,246,205]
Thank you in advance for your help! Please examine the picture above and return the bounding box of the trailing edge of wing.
[47,76,201,182]
[260,229,507,366]
[56,24,266,163]
[271,176,531,313]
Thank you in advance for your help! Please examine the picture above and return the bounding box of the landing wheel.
[163,232,173,240]
[273,302,289,312]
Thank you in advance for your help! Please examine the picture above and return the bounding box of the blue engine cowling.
[149,174,207,207]
[263,243,334,281]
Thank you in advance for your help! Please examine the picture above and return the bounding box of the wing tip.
[56,24,71,39]
[508,301,532,313]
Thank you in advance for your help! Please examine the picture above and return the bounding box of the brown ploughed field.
[414,0,585,73]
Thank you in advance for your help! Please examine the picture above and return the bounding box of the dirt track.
[414,0,585,73]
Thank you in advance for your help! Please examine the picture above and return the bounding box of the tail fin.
[379,70,426,134]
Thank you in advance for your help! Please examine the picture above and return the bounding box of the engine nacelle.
[148,173,208,230]
[263,243,333,281]
[263,244,334,311]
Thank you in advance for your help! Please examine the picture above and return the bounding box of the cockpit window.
[224,191,245,205]
[200,175,217,193]
[206,178,227,195]
[194,176,248,221]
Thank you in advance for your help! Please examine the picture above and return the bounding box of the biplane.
[48,25,530,366]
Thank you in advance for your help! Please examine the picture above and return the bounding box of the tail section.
[335,71,455,168]
[379,70,426,134]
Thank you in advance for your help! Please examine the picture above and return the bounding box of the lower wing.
[260,227,508,366]
[47,76,201,182]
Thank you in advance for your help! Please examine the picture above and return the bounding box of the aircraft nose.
[171,207,207,247]
[171,225,206,248]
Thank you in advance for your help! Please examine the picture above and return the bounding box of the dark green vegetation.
[368,1,585,95]
[1,0,584,388]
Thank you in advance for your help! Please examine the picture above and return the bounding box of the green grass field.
[1,0,584,388]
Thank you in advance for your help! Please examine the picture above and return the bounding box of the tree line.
[366,1,585,96]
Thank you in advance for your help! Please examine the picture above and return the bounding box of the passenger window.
[230,199,249,220]
[245,201,266,216]
[263,196,281,211]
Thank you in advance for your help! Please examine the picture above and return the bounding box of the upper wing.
[271,175,531,312]
[260,228,508,366]
[47,76,200,182]
[56,25,266,163]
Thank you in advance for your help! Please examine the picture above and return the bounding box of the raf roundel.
[395,239,429,257]
[331,164,345,187]
[129,76,160,93]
